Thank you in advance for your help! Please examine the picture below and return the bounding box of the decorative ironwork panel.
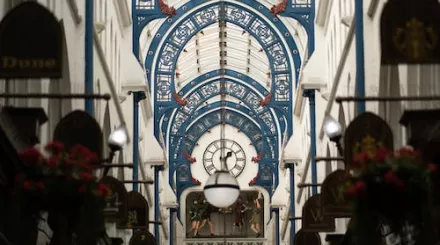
[249,19,276,46]
[265,136,277,159]
[260,111,276,134]
[193,7,218,26]
[156,74,172,101]
[226,5,253,26]
[170,19,197,47]
[292,0,312,8]
[199,82,219,97]
[185,92,203,114]
[136,0,154,10]
[267,43,288,72]
[170,136,184,161]
[186,122,205,142]
[176,164,190,182]
[158,43,179,72]
[171,112,188,134]
[274,73,290,101]
[227,82,246,98]
[244,93,260,109]
[259,164,273,182]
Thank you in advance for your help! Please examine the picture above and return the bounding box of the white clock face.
[203,139,246,177]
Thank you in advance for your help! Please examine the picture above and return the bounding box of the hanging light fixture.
[203,2,240,208]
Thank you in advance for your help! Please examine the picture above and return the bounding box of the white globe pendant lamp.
[203,151,240,207]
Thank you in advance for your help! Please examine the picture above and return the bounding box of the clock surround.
[203,139,246,177]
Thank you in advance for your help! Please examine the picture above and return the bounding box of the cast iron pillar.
[355,0,366,114]
[130,91,146,192]
[285,163,296,245]
[153,165,164,245]
[169,208,176,245]
[85,0,94,116]
[303,89,318,195]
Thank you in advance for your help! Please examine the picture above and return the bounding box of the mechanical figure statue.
[197,199,215,236]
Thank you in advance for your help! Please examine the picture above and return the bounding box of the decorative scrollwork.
[184,151,196,164]
[259,92,273,107]
[271,0,288,15]
[249,175,258,186]
[173,92,187,106]
[191,177,201,185]
[252,151,263,163]
[159,0,176,16]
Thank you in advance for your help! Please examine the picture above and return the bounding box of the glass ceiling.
[176,22,270,90]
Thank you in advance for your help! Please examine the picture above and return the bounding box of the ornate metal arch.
[170,109,278,199]
[164,78,282,140]
[145,2,301,142]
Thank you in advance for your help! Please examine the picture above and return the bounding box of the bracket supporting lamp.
[323,116,344,156]
[103,125,129,175]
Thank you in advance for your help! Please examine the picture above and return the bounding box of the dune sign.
[0,2,62,78]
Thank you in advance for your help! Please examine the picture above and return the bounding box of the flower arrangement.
[345,146,437,244]
[15,141,109,208]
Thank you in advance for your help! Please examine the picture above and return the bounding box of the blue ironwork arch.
[145,2,302,142]
[158,70,289,142]
[168,101,279,161]
[170,110,278,199]
[164,80,281,139]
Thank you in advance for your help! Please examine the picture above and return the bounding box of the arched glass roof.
[134,0,314,198]
[176,22,270,90]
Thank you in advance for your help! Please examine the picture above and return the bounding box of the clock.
[203,139,246,177]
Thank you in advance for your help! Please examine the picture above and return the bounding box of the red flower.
[45,141,64,154]
[355,181,366,192]
[23,180,34,190]
[46,156,58,168]
[36,181,45,190]
[374,147,391,162]
[97,183,109,197]
[384,171,397,183]
[70,145,93,159]
[428,163,437,172]
[19,147,43,165]
[78,185,87,193]
[384,171,407,191]
[353,152,370,167]
[80,172,94,181]
[86,153,98,164]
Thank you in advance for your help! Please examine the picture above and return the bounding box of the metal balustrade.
[184,238,267,245]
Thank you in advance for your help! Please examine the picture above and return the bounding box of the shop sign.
[322,170,351,218]
[118,191,149,229]
[294,229,321,245]
[344,112,393,169]
[302,194,335,232]
[53,110,103,159]
[100,176,128,222]
[129,230,155,245]
[0,2,62,78]
[381,0,440,64]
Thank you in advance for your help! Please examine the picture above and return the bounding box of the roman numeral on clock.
[205,163,216,172]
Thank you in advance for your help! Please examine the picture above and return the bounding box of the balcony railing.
[184,238,267,245]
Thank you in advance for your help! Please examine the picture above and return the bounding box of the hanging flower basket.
[345,147,437,245]
[15,141,109,245]
[15,142,109,207]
